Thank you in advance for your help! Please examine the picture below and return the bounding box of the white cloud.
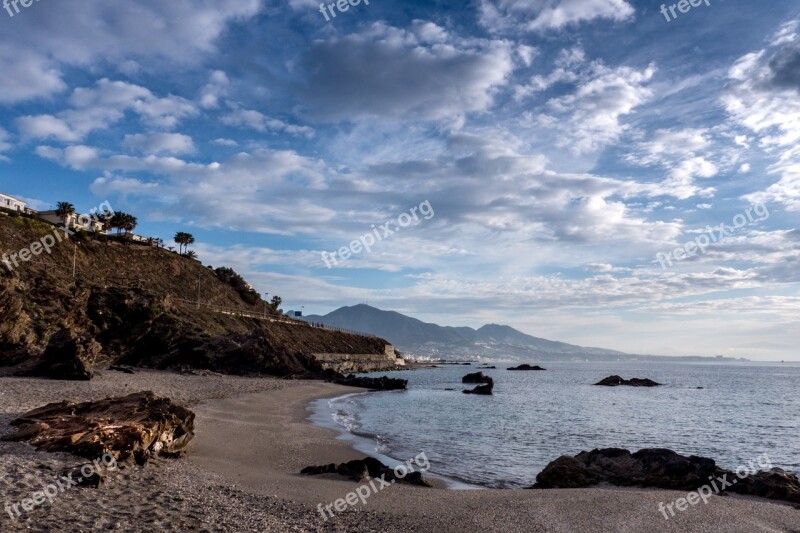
[17,79,197,142]
[123,133,196,155]
[0,0,261,104]
[221,108,315,138]
[479,0,635,33]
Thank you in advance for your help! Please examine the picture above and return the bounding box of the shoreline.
[2,372,798,532]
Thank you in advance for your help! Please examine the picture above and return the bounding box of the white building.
[38,210,106,232]
[0,193,32,214]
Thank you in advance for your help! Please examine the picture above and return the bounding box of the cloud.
[478,0,635,33]
[298,22,515,121]
[123,133,196,155]
[724,21,800,211]
[17,79,197,142]
[0,0,261,104]
[221,108,315,138]
[525,60,655,154]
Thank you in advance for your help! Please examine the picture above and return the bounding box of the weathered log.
[2,391,195,466]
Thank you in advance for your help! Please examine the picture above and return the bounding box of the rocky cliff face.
[0,214,400,379]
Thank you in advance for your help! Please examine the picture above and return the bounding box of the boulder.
[532,448,800,505]
[462,372,493,384]
[532,448,716,490]
[2,391,195,466]
[595,375,660,387]
[335,374,408,391]
[727,468,800,503]
[26,329,102,381]
[301,457,429,486]
[508,364,546,371]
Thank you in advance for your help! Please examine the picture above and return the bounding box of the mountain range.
[302,305,667,361]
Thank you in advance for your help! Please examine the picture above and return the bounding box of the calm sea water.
[311,362,800,488]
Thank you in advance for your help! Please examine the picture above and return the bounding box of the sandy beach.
[1,371,798,532]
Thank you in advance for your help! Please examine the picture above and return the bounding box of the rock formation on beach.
[2,391,195,466]
[0,216,401,379]
[335,374,408,391]
[508,364,546,371]
[532,448,800,505]
[595,375,660,387]
[301,457,429,486]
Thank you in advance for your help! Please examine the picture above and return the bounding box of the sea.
[309,361,800,489]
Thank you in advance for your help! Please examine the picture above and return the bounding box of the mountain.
[304,305,750,362]
[303,305,631,361]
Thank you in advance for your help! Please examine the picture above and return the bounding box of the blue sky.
[1,0,799,359]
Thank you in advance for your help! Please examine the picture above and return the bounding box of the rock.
[462,372,493,384]
[301,457,429,486]
[532,448,800,506]
[335,374,408,391]
[480,365,497,369]
[109,365,135,374]
[532,448,716,490]
[26,329,102,381]
[595,375,661,387]
[1,391,195,466]
[508,364,546,371]
[727,468,800,504]
[463,382,494,395]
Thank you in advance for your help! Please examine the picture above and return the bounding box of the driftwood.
[2,391,195,466]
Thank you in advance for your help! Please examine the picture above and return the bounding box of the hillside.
[0,214,400,379]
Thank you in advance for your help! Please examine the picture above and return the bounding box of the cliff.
[0,213,403,379]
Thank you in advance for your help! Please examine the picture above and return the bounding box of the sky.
[0,0,798,360]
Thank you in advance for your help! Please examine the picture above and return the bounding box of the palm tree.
[270,295,282,311]
[121,214,138,238]
[109,212,137,240]
[174,232,195,254]
[55,202,76,227]
[185,250,198,260]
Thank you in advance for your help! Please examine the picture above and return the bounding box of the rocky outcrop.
[508,364,546,371]
[301,457,429,486]
[533,448,715,490]
[2,391,195,466]
[335,374,408,391]
[27,329,103,381]
[726,468,800,503]
[462,372,493,384]
[532,448,800,505]
[595,375,660,387]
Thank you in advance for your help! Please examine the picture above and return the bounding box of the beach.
[1,371,798,532]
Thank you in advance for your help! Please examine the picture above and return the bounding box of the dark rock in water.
[532,448,800,505]
[480,365,497,369]
[1,391,195,466]
[444,388,455,391]
[462,372,493,384]
[508,364,546,371]
[25,329,102,381]
[335,374,407,391]
[301,457,429,486]
[463,381,494,395]
[727,468,800,503]
[595,375,660,387]
[532,448,716,490]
